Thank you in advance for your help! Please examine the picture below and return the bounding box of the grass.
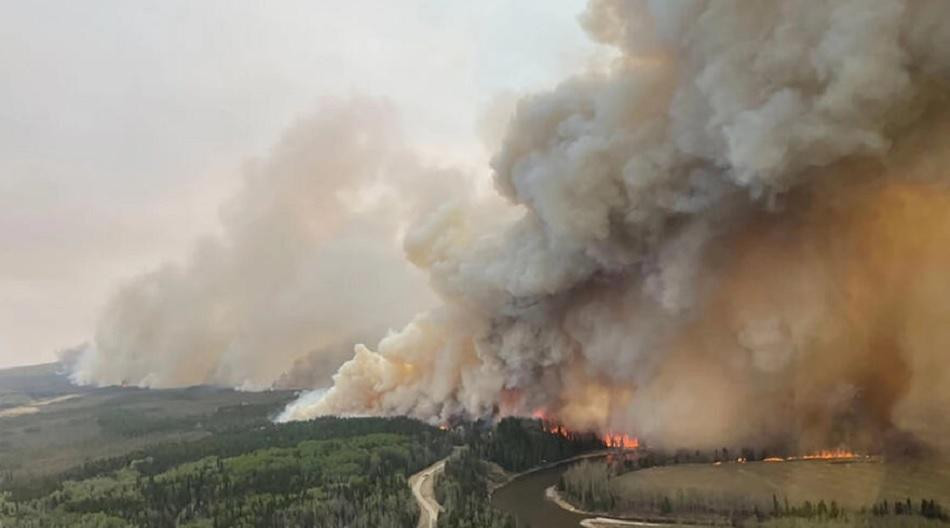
[759,518,948,528]
[611,458,950,514]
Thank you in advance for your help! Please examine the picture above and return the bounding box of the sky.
[0,0,597,369]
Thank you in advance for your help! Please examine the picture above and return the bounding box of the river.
[491,461,591,527]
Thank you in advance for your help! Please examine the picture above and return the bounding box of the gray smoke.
[284,0,950,454]
[73,1,950,454]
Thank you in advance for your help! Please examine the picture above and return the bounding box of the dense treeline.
[435,448,517,528]
[96,409,200,438]
[431,418,607,528]
[96,400,291,438]
[132,415,448,476]
[559,459,614,512]
[2,414,608,527]
[466,418,604,472]
[4,415,444,501]
[0,418,451,527]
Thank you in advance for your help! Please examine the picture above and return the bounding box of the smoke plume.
[75,0,950,454]
[72,99,460,389]
[281,0,950,454]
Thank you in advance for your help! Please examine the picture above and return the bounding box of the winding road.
[409,457,448,528]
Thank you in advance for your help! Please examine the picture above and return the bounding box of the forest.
[13,379,946,528]
[435,448,517,528]
[0,417,452,527]
[0,406,606,528]
[0,365,606,528]
[433,417,605,528]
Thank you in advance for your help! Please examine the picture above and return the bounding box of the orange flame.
[532,410,639,450]
[755,449,863,464]
[538,417,568,437]
[604,433,640,449]
[793,448,861,460]
[714,449,863,466]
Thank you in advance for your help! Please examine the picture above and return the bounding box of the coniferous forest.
[0,368,606,528]
[0,391,605,528]
[1,416,453,527]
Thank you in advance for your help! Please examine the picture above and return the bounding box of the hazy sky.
[0,0,596,368]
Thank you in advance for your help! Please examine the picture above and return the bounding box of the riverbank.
[488,449,611,496]
[492,451,698,528]
[545,485,591,515]
[580,517,670,528]
[546,485,677,527]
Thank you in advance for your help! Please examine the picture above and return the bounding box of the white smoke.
[72,99,463,389]
[283,0,950,453]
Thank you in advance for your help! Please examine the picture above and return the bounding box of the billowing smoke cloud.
[283,0,950,454]
[71,99,465,389]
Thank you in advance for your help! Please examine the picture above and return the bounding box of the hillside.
[0,363,296,482]
[0,362,91,410]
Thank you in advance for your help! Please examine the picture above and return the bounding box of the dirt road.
[409,457,448,528]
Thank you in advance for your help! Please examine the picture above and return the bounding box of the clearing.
[612,458,950,512]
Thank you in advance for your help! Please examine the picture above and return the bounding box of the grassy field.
[0,362,297,480]
[611,458,950,513]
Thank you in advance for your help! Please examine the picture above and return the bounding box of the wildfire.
[532,411,639,450]
[604,433,640,449]
[793,448,861,460]
[713,448,864,466]
[538,417,569,437]
[743,449,864,464]
[546,423,568,436]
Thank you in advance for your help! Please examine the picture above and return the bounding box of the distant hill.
[0,363,298,481]
[0,362,92,410]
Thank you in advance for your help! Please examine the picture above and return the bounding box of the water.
[491,462,590,528]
